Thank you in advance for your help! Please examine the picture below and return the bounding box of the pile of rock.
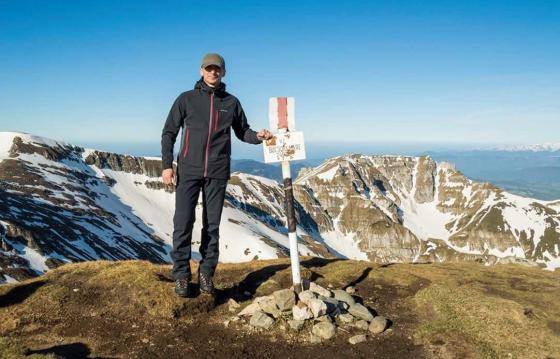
[229,282,389,344]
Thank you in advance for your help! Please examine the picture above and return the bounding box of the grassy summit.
[0,259,558,358]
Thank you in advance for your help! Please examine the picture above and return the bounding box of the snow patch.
[320,230,368,260]
[316,165,339,181]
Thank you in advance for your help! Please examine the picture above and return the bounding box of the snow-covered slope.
[1,132,558,283]
[0,132,321,283]
[294,155,560,270]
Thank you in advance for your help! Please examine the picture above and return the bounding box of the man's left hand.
[257,129,273,141]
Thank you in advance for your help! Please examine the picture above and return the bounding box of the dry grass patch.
[0,338,54,359]
[412,264,560,358]
[0,259,558,358]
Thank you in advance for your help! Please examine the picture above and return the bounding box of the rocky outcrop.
[414,156,436,203]
[84,151,167,178]
[294,155,422,262]
[9,136,82,162]
[4,221,42,253]
[144,180,174,193]
[295,154,560,267]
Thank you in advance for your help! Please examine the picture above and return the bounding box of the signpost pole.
[264,97,304,292]
[279,129,302,292]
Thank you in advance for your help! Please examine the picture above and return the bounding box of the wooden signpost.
[263,97,306,292]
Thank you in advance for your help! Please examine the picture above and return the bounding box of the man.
[161,53,273,297]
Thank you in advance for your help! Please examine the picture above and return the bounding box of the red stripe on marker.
[277,97,288,129]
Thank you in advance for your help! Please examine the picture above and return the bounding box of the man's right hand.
[162,168,175,186]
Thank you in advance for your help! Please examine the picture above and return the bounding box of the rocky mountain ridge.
[1,132,558,283]
[294,154,559,268]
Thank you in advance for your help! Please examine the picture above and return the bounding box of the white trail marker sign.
[263,97,305,291]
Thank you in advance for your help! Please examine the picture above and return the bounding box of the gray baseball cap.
[201,53,225,70]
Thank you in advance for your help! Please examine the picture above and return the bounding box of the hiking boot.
[198,272,215,294]
[175,278,191,297]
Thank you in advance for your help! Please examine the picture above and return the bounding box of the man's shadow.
[213,263,290,305]
[213,257,344,305]
[0,280,46,308]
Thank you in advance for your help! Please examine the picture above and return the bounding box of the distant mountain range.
[423,148,560,201]
[230,159,315,183]
[480,143,560,152]
[1,132,559,283]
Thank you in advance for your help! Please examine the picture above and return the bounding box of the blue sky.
[1,0,559,154]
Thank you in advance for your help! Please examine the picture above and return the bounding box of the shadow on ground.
[0,280,45,308]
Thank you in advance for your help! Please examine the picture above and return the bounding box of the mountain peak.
[0,131,84,164]
[0,131,71,149]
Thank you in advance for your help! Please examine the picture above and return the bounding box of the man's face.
[200,65,224,87]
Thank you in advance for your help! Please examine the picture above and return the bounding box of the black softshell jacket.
[161,79,262,180]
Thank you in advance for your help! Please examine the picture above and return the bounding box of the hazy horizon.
[66,138,514,160]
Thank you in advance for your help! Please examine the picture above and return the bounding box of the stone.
[348,303,374,322]
[345,286,356,294]
[223,320,230,328]
[238,302,260,317]
[249,311,274,329]
[256,296,281,318]
[369,316,388,334]
[227,298,240,312]
[0,238,13,252]
[297,290,316,305]
[339,301,349,310]
[309,333,322,343]
[288,319,305,331]
[308,298,328,318]
[332,289,356,306]
[318,295,340,313]
[273,288,296,311]
[349,334,367,345]
[312,321,336,340]
[309,282,332,297]
[316,315,332,323]
[292,302,313,321]
[254,295,274,304]
[338,313,354,323]
[355,320,369,330]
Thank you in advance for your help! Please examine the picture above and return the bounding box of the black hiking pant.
[171,177,227,281]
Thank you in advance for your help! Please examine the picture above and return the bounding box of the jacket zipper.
[182,128,190,157]
[204,93,214,177]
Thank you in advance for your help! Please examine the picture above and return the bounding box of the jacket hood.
[194,78,226,94]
